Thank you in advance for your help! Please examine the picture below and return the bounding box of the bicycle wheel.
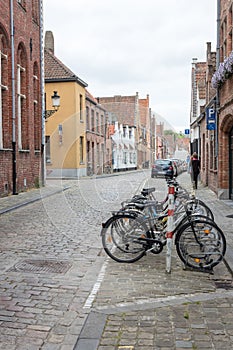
[175,219,226,270]
[185,199,214,220]
[101,214,148,263]
[176,213,214,230]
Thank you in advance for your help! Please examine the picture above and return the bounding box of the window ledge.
[19,149,30,153]
[0,147,13,151]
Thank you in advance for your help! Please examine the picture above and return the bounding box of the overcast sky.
[43,0,217,133]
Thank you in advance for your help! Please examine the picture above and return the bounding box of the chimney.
[45,31,54,54]
[206,42,211,61]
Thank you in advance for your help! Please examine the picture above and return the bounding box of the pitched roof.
[97,95,137,126]
[44,48,88,87]
[86,89,98,104]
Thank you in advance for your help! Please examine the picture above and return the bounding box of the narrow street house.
[44,31,88,178]
[0,0,43,196]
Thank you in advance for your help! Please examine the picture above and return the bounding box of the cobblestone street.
[0,170,233,349]
[0,171,152,349]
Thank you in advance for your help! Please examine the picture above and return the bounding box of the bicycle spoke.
[101,215,147,263]
[176,220,226,270]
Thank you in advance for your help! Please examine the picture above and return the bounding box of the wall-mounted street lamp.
[44,91,60,119]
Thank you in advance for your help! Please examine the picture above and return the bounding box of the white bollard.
[166,184,175,273]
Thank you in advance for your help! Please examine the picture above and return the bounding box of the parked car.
[151,159,175,178]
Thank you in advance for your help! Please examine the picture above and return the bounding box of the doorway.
[230,127,233,199]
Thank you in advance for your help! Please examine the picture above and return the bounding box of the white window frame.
[33,74,38,105]
[0,50,8,149]
[17,64,26,150]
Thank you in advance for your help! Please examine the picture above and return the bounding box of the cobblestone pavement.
[1,171,233,350]
[75,172,233,350]
[0,171,153,350]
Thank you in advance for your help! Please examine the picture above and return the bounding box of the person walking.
[190,152,200,189]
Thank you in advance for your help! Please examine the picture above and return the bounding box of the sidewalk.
[178,171,233,276]
[0,180,70,215]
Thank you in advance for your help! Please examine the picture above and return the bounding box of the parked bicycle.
[101,178,226,272]
[116,178,214,225]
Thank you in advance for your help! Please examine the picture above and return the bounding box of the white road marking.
[83,260,109,309]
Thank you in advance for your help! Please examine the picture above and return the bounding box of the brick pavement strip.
[74,250,233,350]
[77,293,233,350]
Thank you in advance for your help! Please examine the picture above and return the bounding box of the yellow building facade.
[44,32,88,178]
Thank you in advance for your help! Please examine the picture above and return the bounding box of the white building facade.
[112,122,137,171]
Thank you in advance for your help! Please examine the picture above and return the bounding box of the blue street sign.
[184,129,190,134]
[206,108,216,130]
[207,123,215,130]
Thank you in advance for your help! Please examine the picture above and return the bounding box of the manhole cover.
[214,280,233,290]
[8,259,72,274]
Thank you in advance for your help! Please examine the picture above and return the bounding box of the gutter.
[215,0,221,157]
[10,0,17,195]
[45,77,88,87]
[39,0,45,186]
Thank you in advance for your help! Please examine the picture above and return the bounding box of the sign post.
[166,184,175,273]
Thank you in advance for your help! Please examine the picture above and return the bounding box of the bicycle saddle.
[141,187,156,196]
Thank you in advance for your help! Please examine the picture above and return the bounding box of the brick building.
[191,0,233,200]
[98,93,151,169]
[204,0,233,199]
[192,42,217,193]
[0,0,43,196]
[190,59,207,156]
[198,42,217,192]
[85,90,107,175]
[216,0,233,199]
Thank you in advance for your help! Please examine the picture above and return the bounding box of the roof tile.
[44,48,87,87]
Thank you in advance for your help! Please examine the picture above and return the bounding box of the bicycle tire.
[175,214,214,232]
[184,199,214,220]
[175,219,226,270]
[101,214,148,263]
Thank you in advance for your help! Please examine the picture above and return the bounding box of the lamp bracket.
[44,109,57,119]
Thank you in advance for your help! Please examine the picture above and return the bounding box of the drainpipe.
[197,121,201,160]
[10,0,17,194]
[216,0,221,157]
[191,58,198,155]
[39,0,46,186]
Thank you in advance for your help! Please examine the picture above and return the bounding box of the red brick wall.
[220,74,233,105]
[200,1,233,198]
[218,89,233,192]
[217,0,233,197]
[139,95,149,127]
[220,0,233,61]
[0,1,42,196]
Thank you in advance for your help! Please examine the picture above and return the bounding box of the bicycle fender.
[100,213,138,234]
